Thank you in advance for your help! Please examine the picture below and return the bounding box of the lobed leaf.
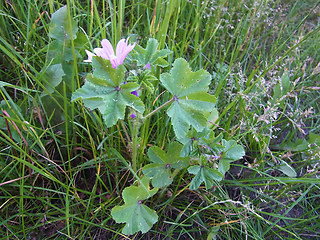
[219,139,245,175]
[160,58,216,139]
[179,128,222,157]
[111,176,158,235]
[72,57,145,127]
[222,139,245,160]
[188,165,223,190]
[142,142,189,188]
[131,38,172,68]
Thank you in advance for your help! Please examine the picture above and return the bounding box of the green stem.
[132,122,139,172]
[131,97,175,172]
[171,168,181,179]
[143,97,175,120]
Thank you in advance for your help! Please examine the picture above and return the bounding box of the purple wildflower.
[130,90,138,97]
[84,38,136,68]
[144,63,151,69]
[130,113,136,119]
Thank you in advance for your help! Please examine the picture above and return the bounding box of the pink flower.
[84,38,135,68]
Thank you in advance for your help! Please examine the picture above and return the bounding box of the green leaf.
[271,71,291,107]
[43,8,85,95]
[40,64,65,95]
[131,38,172,67]
[46,28,86,64]
[180,140,193,158]
[222,139,245,160]
[308,133,320,145]
[0,81,13,87]
[219,139,245,175]
[160,58,217,139]
[218,159,233,176]
[279,138,309,151]
[49,6,78,42]
[207,108,219,127]
[47,41,72,63]
[72,57,145,127]
[39,7,86,130]
[111,176,158,235]
[188,165,223,190]
[207,226,220,240]
[0,82,32,93]
[278,159,297,177]
[179,128,212,157]
[128,69,158,93]
[91,57,125,86]
[272,83,281,102]
[281,72,290,94]
[142,142,189,188]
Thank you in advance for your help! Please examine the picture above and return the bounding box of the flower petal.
[93,48,108,59]
[130,113,136,119]
[88,38,136,68]
[101,39,116,58]
[115,38,136,67]
[144,63,151,69]
[130,90,138,97]
[84,50,95,62]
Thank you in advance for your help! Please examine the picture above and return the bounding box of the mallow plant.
[47,7,245,235]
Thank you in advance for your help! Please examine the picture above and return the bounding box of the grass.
[1,0,320,239]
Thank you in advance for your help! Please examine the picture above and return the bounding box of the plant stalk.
[132,122,139,172]
[143,97,175,120]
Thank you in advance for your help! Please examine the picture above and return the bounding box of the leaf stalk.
[143,97,175,120]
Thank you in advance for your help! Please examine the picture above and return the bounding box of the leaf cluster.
[69,36,245,235]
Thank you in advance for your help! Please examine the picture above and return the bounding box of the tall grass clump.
[1,0,319,239]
